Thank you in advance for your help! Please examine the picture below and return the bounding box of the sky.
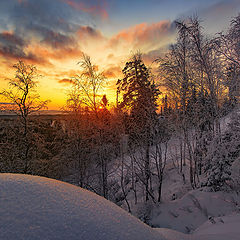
[0,0,239,110]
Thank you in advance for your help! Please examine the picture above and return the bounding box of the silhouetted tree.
[72,53,106,115]
[0,60,49,173]
[117,53,160,202]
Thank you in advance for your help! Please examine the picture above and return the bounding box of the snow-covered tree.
[217,14,240,106]
[117,53,160,202]
[206,111,240,191]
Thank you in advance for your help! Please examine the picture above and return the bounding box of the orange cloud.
[109,20,174,50]
[62,0,108,20]
[103,65,122,79]
[0,45,49,66]
[54,69,82,78]
[58,78,74,85]
[27,43,83,62]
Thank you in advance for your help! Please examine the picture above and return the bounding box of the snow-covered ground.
[157,214,240,240]
[193,213,240,240]
[1,173,240,240]
[0,173,167,240]
[150,188,240,233]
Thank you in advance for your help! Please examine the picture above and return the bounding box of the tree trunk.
[145,139,150,202]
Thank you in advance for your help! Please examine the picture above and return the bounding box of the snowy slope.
[150,188,240,233]
[193,213,240,240]
[1,174,239,240]
[0,173,168,240]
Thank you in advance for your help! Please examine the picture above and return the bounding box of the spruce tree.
[206,111,240,191]
[117,53,160,201]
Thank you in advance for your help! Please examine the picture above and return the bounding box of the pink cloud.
[62,0,108,20]
[103,65,122,79]
[17,0,28,6]
[109,20,174,49]
[77,26,104,41]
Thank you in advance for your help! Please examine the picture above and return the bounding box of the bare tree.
[151,118,171,202]
[216,14,240,106]
[157,17,230,189]
[72,53,106,115]
[0,60,49,173]
[216,14,240,68]
[177,17,224,135]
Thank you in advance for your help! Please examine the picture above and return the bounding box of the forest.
[0,15,239,227]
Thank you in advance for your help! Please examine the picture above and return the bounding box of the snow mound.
[0,174,167,240]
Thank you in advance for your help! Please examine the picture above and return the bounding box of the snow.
[0,173,168,240]
[193,213,240,240]
[1,174,240,240]
[150,188,240,234]
[155,212,240,240]
[231,156,240,186]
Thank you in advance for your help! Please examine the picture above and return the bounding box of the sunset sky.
[0,0,240,109]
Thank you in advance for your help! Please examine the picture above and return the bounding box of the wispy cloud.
[103,65,122,79]
[108,20,175,51]
[62,0,108,20]
[58,78,74,85]
[201,0,240,18]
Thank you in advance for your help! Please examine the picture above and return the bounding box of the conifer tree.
[117,53,160,201]
[206,112,240,191]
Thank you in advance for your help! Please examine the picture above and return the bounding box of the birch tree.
[0,60,49,173]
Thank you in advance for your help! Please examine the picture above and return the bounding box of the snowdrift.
[194,213,240,240]
[150,188,240,233]
[1,174,239,240]
[0,174,167,240]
